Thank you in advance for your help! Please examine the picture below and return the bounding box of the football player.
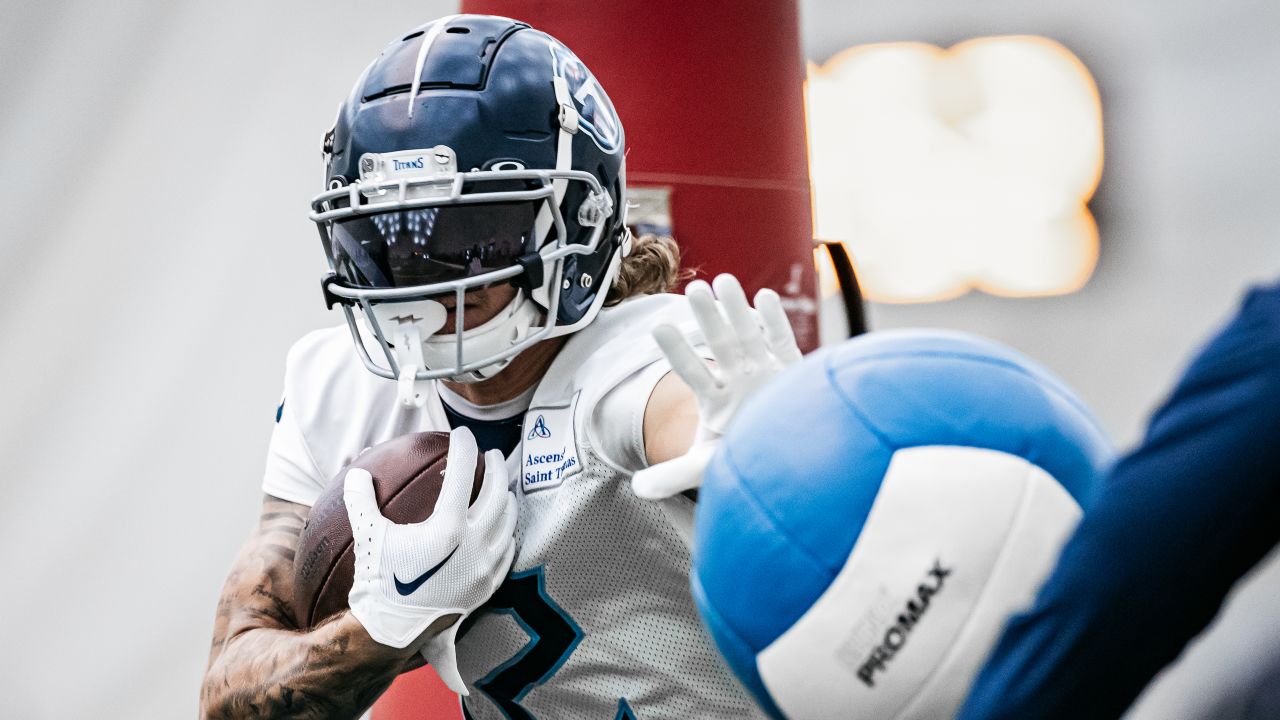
[199,15,800,719]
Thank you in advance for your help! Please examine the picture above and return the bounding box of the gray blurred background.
[0,0,1277,716]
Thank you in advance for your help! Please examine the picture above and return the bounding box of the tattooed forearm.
[200,495,425,719]
[203,613,419,719]
[206,496,305,659]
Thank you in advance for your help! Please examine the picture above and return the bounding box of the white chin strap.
[367,291,543,407]
[421,291,542,385]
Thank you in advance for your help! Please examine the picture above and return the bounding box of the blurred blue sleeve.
[958,281,1280,720]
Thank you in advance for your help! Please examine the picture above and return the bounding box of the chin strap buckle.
[553,76,580,134]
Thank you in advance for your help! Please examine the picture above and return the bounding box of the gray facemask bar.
[309,168,613,381]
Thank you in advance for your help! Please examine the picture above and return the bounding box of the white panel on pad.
[757,446,1081,720]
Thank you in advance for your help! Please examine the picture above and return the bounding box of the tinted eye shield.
[328,203,540,290]
[312,167,609,298]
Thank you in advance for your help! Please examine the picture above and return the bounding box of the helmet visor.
[328,201,539,289]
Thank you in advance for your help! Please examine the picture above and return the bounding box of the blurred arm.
[199,494,441,720]
[959,282,1280,720]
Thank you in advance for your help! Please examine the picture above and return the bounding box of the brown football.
[292,431,484,629]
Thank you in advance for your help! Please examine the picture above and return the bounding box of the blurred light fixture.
[806,36,1103,303]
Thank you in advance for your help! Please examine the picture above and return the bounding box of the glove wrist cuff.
[349,594,458,649]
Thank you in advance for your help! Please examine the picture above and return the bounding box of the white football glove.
[631,274,803,501]
[345,426,516,695]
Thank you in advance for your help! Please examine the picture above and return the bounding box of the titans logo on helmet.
[549,42,622,155]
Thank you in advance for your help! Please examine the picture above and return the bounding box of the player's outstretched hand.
[345,426,516,695]
[632,274,802,500]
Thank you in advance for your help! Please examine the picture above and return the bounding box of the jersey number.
[461,566,583,720]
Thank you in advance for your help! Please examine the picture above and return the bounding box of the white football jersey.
[262,294,764,719]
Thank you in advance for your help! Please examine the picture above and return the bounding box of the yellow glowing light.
[806,36,1104,303]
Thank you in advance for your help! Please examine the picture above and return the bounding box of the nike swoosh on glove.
[345,425,517,695]
[632,274,803,501]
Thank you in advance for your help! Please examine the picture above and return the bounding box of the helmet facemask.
[312,144,620,406]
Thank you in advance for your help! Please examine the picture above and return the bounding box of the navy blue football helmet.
[310,15,628,400]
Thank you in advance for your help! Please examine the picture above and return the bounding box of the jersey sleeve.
[260,332,337,507]
[958,281,1280,720]
[262,392,327,506]
[589,358,674,474]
